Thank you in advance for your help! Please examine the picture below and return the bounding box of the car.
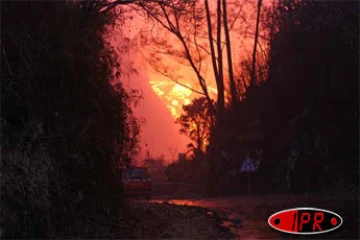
[121,167,152,199]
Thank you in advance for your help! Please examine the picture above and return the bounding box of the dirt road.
[151,191,359,239]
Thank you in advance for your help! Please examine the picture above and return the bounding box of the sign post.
[240,155,258,195]
[247,172,251,195]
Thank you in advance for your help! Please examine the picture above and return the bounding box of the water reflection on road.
[149,197,289,239]
[148,192,356,239]
[151,199,199,206]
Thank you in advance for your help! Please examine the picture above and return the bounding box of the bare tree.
[137,0,251,127]
[222,0,238,105]
[250,0,263,88]
[215,0,225,126]
[129,0,266,194]
[80,0,138,14]
[139,0,217,116]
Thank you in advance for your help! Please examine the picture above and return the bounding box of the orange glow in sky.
[149,79,192,118]
[110,0,266,163]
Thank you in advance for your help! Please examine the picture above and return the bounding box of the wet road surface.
[151,197,283,239]
[150,192,359,239]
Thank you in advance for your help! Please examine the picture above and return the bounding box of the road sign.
[240,155,257,195]
[240,156,258,172]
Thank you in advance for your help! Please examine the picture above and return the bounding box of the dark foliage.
[166,155,208,183]
[176,97,215,156]
[215,0,359,194]
[172,97,215,184]
[1,1,139,238]
[259,0,359,192]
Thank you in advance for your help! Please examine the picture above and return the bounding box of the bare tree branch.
[223,0,238,104]
[204,0,219,86]
[228,3,244,32]
[192,4,203,72]
[151,66,205,95]
[250,0,263,88]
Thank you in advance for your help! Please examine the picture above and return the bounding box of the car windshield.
[123,168,149,179]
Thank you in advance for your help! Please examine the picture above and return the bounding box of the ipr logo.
[268,207,343,235]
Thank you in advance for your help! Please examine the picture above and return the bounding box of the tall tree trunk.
[204,0,222,118]
[206,0,225,196]
[205,0,219,86]
[250,0,263,88]
[216,0,225,127]
[222,0,238,105]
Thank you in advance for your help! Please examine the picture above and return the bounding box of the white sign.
[240,156,258,172]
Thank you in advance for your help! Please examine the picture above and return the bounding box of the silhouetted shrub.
[1,1,139,238]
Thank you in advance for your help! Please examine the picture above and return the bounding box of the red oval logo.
[268,207,343,235]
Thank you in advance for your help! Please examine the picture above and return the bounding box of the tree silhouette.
[1,1,140,237]
[176,97,215,156]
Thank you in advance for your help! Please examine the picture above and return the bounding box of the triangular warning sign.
[240,156,257,172]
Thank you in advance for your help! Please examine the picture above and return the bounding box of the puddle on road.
[150,199,242,237]
[150,199,199,206]
[149,198,286,240]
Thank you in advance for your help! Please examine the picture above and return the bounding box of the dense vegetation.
[252,0,359,193]
[0,0,358,237]
[236,0,359,193]
[173,0,359,194]
[1,1,139,238]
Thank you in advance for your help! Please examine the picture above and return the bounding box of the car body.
[121,167,152,199]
